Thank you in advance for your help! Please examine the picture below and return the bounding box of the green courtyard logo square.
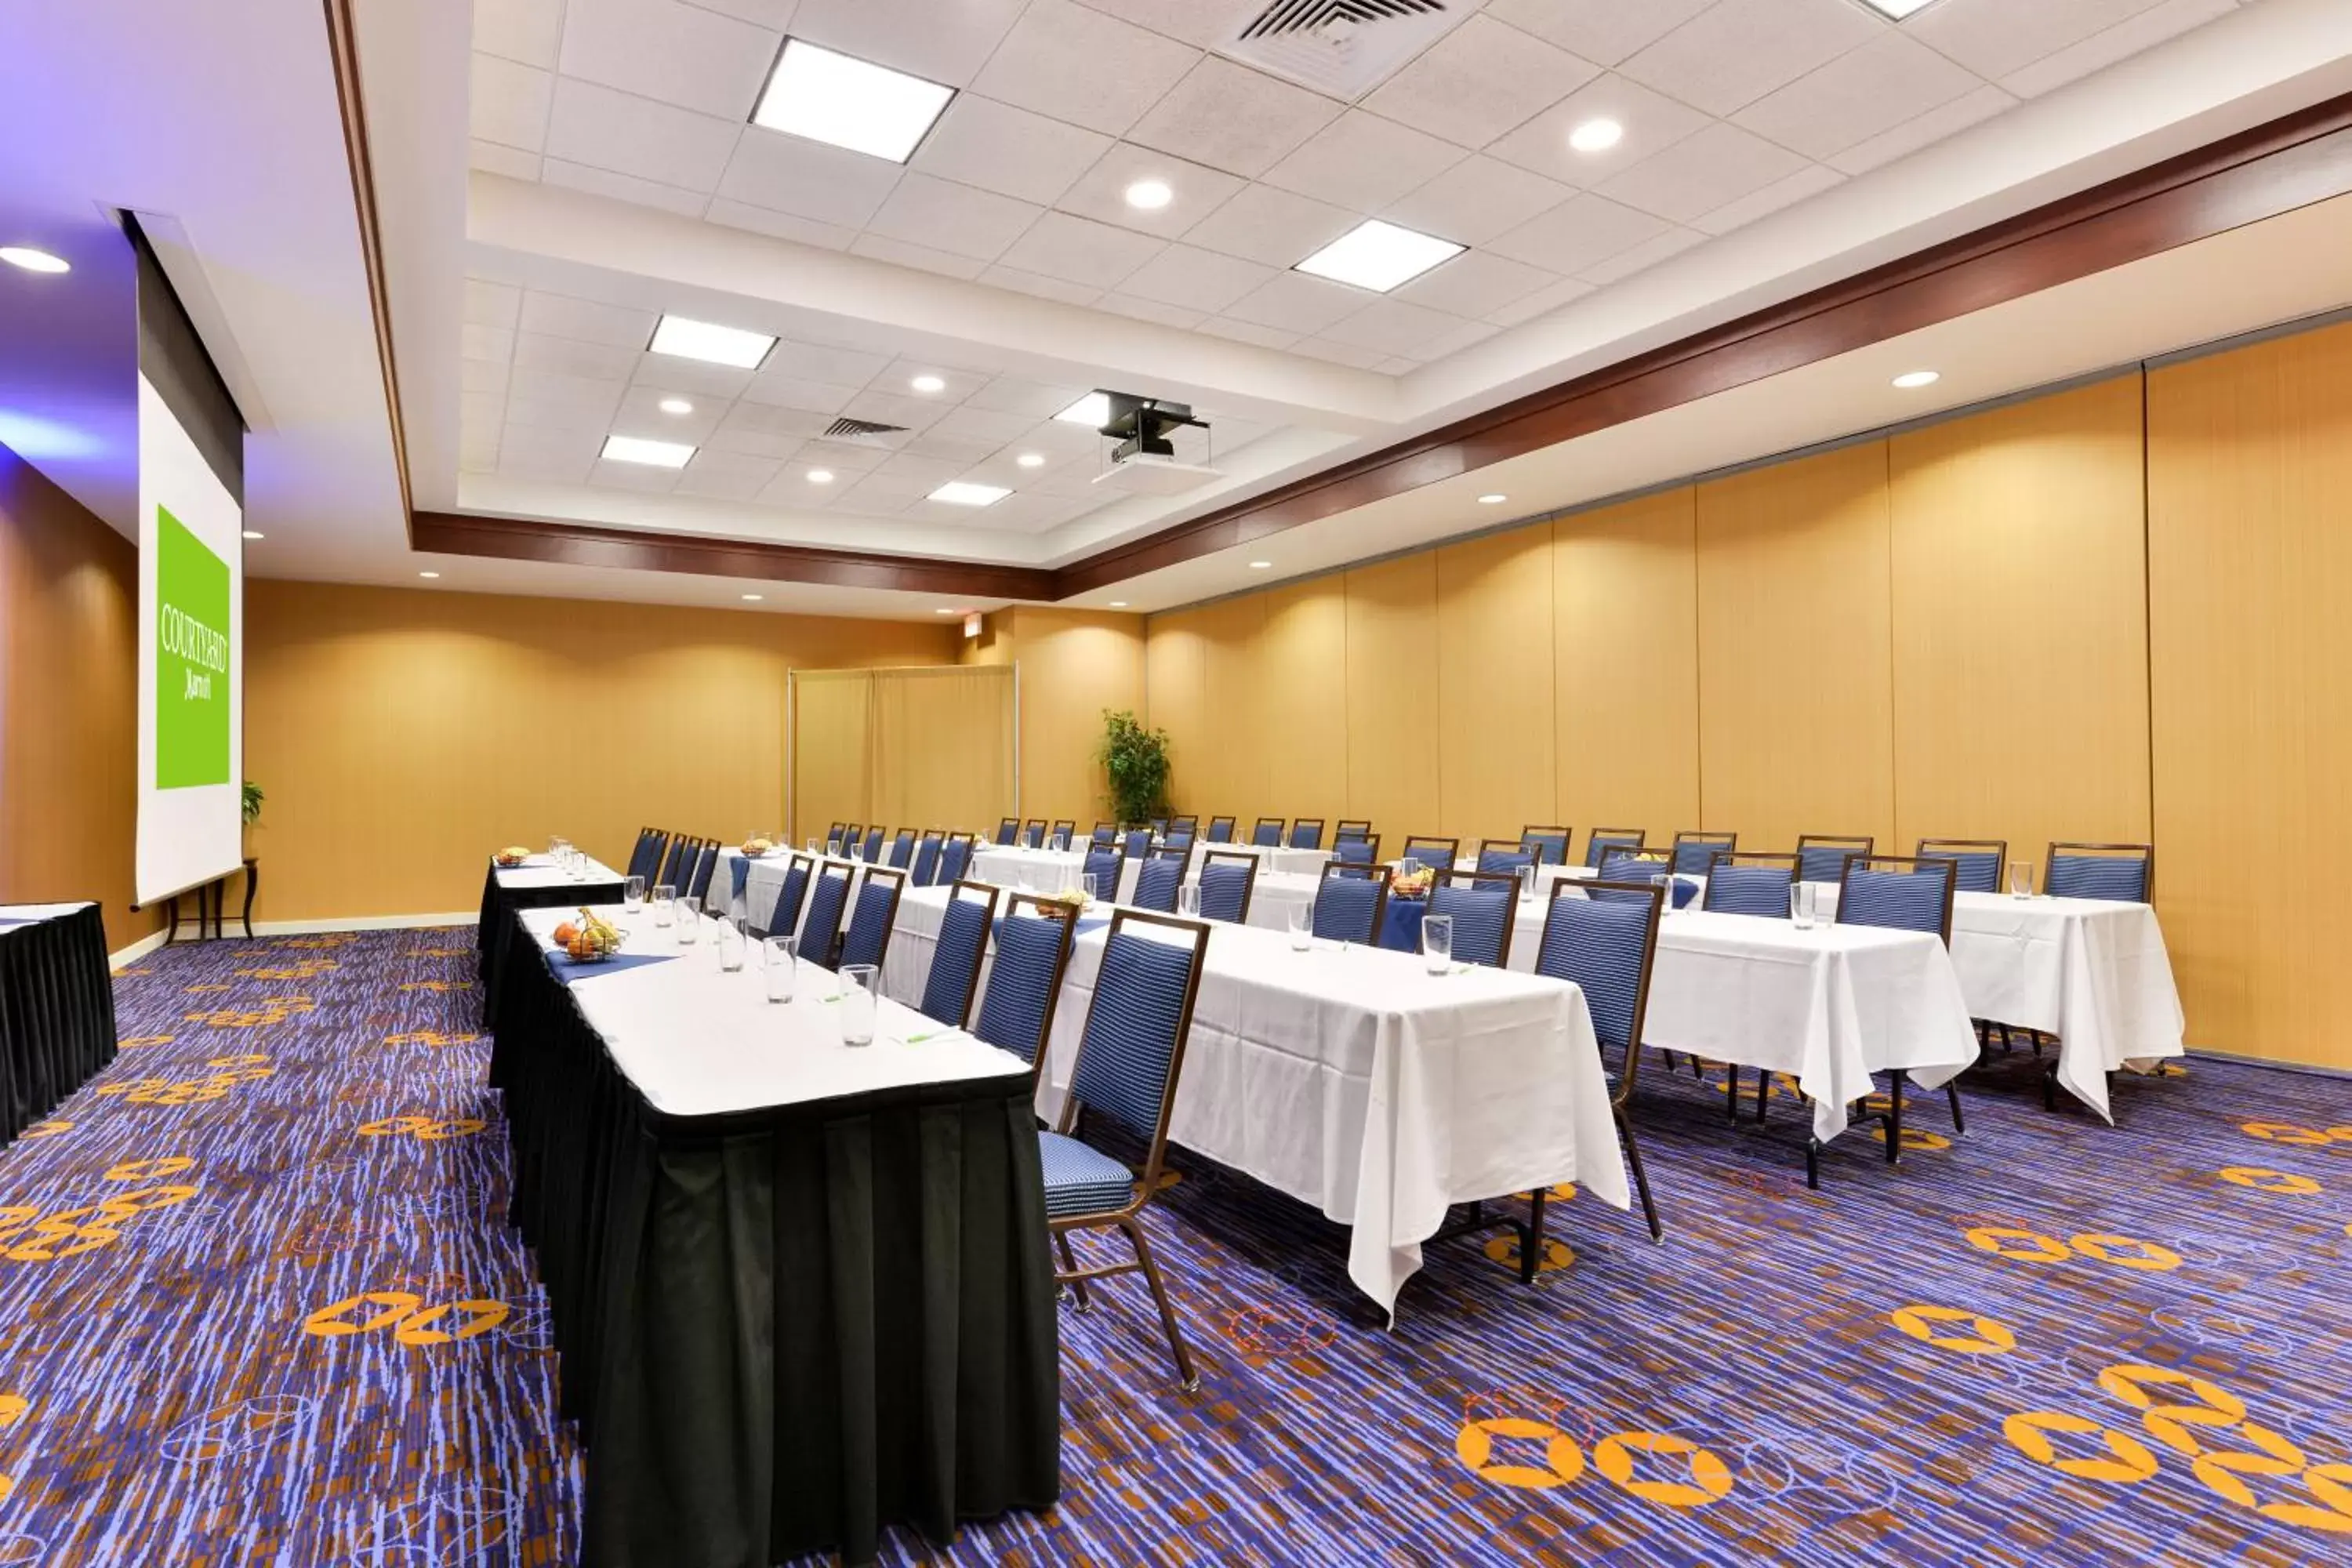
[155,505,230,789]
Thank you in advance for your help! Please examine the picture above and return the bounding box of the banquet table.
[474,852,625,1014]
[0,902,117,1150]
[1185,840,1334,880]
[488,902,1058,1568]
[971,844,1142,903]
[738,849,878,935]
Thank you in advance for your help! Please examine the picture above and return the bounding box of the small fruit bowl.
[554,909,623,963]
[493,845,532,868]
[1389,865,1436,900]
[740,837,775,858]
[1046,887,1091,913]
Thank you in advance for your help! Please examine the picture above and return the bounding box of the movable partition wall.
[789,665,1015,849]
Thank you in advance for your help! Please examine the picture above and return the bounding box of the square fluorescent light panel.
[602,435,695,468]
[649,315,776,369]
[1858,0,1938,16]
[929,481,1011,506]
[753,39,956,163]
[1294,220,1463,293]
[1054,391,1112,427]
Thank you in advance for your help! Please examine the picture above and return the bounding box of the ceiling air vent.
[822,417,908,445]
[1218,0,1470,102]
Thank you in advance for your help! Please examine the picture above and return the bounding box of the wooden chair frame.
[992,891,1080,1094]
[1795,833,1875,880]
[1205,815,1238,844]
[1427,868,1522,968]
[1671,829,1737,874]
[1585,828,1646,868]
[1331,831,1384,872]
[994,817,1020,846]
[1700,850,1801,914]
[1539,879,1666,1250]
[2045,840,2154,900]
[1915,837,2007,892]
[1250,816,1286,846]
[841,865,907,976]
[1519,825,1572,865]
[1289,818,1326,849]
[924,880,1003,1032]
[1197,849,1261,924]
[1334,818,1373,839]
[1313,859,1393,942]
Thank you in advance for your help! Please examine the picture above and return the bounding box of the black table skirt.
[0,904,118,1149]
[489,911,1061,1567]
[476,866,624,1017]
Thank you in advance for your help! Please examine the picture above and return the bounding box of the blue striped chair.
[994,818,1020,846]
[1832,854,1963,1178]
[1168,816,1199,841]
[1534,880,1667,1244]
[1520,826,1570,866]
[1131,852,1185,913]
[886,829,916,869]
[1197,851,1258,924]
[1206,815,1236,844]
[971,896,1076,1079]
[1163,831,1196,858]
[1312,862,1390,942]
[1123,828,1153,863]
[840,825,863,858]
[1091,822,1118,846]
[758,855,811,942]
[910,831,943,888]
[1671,831,1735,876]
[1041,910,1212,1388]
[1597,848,1685,908]
[1428,871,1516,967]
[798,866,853,969]
[1796,835,1874,885]
[1335,818,1372,841]
[1475,840,1536,877]
[626,827,668,883]
[1082,844,1125,902]
[1017,819,1044,850]
[2046,842,2151,902]
[1332,833,1382,876]
[1584,829,1646,869]
[937,833,976,886]
[838,867,904,972]
[1400,836,1460,874]
[1251,817,1285,848]
[687,842,720,905]
[1288,818,1324,850]
[1701,852,1798,919]
[1049,819,1076,852]
[918,881,1000,1030]
[1916,838,2005,894]
[861,826,885,862]
[654,834,699,895]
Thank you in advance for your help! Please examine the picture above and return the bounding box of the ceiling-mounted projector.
[1087,390,1223,496]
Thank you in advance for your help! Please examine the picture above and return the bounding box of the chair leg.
[1945,1080,1966,1135]
[1054,1231,1089,1311]
[1521,1189,1547,1283]
[1120,1216,1198,1392]
[2042,1061,2060,1112]
[1886,1070,1906,1163]
[1617,1109,1664,1242]
[1724,1065,1741,1122]
[1752,1069,1771,1123]
[1687,1052,1704,1081]
[1806,1138,1821,1190]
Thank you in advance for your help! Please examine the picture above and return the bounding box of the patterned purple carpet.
[0,928,2346,1565]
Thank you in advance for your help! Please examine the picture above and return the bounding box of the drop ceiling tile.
[1620,0,1886,118]
[498,446,595,485]
[1020,416,1112,454]
[978,265,1105,307]
[461,359,511,398]
[877,451,965,486]
[504,395,609,434]
[747,342,877,386]
[461,391,506,432]
[1485,191,1672,274]
[704,198,860,249]
[720,401,835,439]
[1487,72,1715,189]
[1117,244,1278,314]
[872,359,991,401]
[499,422,604,460]
[540,158,710,217]
[1403,315,1503,361]
[795,439,894,472]
[512,331,643,380]
[1261,110,1469,212]
[1374,355,1420,376]
[1221,271,1370,337]
[705,424,803,459]
[557,0,779,118]
[1732,31,1984,162]
[971,0,1203,136]
[848,233,991,280]
[471,54,554,152]
[688,0,797,26]
[842,387,953,431]
[1483,274,1596,328]
[544,77,742,191]
[1574,224,1707,285]
[1909,0,2188,83]
[1361,16,1602,151]
[1596,122,1813,226]
[627,354,757,398]
[865,173,1044,261]
[925,405,1041,445]
[509,365,630,416]
[905,431,1004,466]
[1997,0,2238,100]
[786,0,1029,88]
[739,372,858,415]
[1318,298,1472,357]
[519,290,659,349]
[717,132,905,227]
[1828,83,2016,176]
[1094,294,1207,330]
[1692,162,1845,236]
[1179,183,1357,267]
[590,458,684,494]
[1393,249,1559,319]
[470,140,543,180]
[1384,156,1573,248]
[474,0,564,68]
[994,211,1165,289]
[676,448,786,501]
[614,384,725,441]
[459,430,500,474]
[758,466,859,505]
[1125,55,1345,180]
[1196,316,1303,350]
[907,96,1113,206]
[1481,0,1717,67]
[462,324,516,364]
[1289,337,1388,371]
[1054,144,1244,238]
[964,376,1093,419]
[463,278,522,331]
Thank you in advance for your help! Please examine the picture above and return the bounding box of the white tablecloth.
[493,853,623,890]
[516,904,1025,1116]
[739,851,869,935]
[1189,841,1334,880]
[971,845,1141,903]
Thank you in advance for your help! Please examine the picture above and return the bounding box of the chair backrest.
[1123,827,1153,862]
[1536,881,1663,1104]
[862,826,885,862]
[1205,815,1236,843]
[1400,836,1460,873]
[1838,855,1956,943]
[1520,826,1570,866]
[1082,844,1125,898]
[972,897,1076,1074]
[826,821,846,843]
[763,855,811,941]
[1091,821,1118,845]
[627,828,668,883]
[1701,851,1798,918]
[655,834,695,891]
[887,829,916,869]
[1163,829,1196,855]
[839,866,905,971]
[1131,852,1184,913]
[918,881,1000,1029]
[1332,832,1382,872]
[1197,851,1258,924]
[2045,842,2151,902]
[1251,817,1285,847]
[1428,870,1517,967]
[1289,818,1324,850]
[1594,847,1676,906]
[1312,861,1391,942]
[1170,815,1199,835]
[910,832,943,887]
[1671,830,1736,875]
[840,825,862,856]
[1795,834,1874,884]
[938,833,976,886]
[1149,818,1168,835]
[1475,840,1535,877]
[1335,819,1372,838]
[1014,818,1040,849]
[1585,829,1646,869]
[995,818,1020,845]
[1049,818,1076,851]
[798,866,854,968]
[1062,913,1210,1163]
[1916,838,2006,895]
[687,842,720,903]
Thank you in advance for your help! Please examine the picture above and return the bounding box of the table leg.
[164,893,183,945]
[241,862,258,938]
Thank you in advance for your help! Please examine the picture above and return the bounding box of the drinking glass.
[1082,873,1098,905]
[1789,882,1817,930]
[1178,882,1200,919]
[764,936,797,1002]
[1653,873,1676,915]
[652,884,675,927]
[826,837,841,858]
[840,964,879,1047]
[1422,913,1454,975]
[808,837,821,856]
[2009,861,2035,899]
[549,836,569,857]
[1287,904,1311,952]
[676,895,701,942]
[1519,866,1536,902]
[625,875,645,913]
[717,917,746,971]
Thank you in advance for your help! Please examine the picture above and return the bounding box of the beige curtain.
[789,666,1014,843]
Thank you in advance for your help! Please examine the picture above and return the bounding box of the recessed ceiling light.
[1055,391,1112,427]
[751,38,954,164]
[910,373,946,393]
[0,246,69,274]
[742,593,764,601]
[1858,0,1938,18]
[1478,493,1507,505]
[1249,561,1272,570]
[658,396,695,416]
[649,314,775,369]
[1568,118,1624,154]
[242,529,264,539]
[806,468,833,484]
[1294,219,1463,293]
[1124,179,1173,211]
[1893,370,1941,389]
[602,434,695,467]
[418,571,441,579]
[1015,452,1045,468]
[1109,601,1128,608]
[929,481,1010,506]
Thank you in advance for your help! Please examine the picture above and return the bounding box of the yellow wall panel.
[1001,608,1146,827]
[1342,553,1441,842]
[1696,441,1896,850]
[1259,579,1350,833]
[1436,525,1558,849]
[1189,594,1271,819]
[1552,488,1701,851]
[1144,608,1207,822]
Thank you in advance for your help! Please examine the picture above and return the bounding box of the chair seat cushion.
[1038,1131,1136,1219]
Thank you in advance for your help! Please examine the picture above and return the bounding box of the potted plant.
[1098,710,1171,826]
[242,779,264,858]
